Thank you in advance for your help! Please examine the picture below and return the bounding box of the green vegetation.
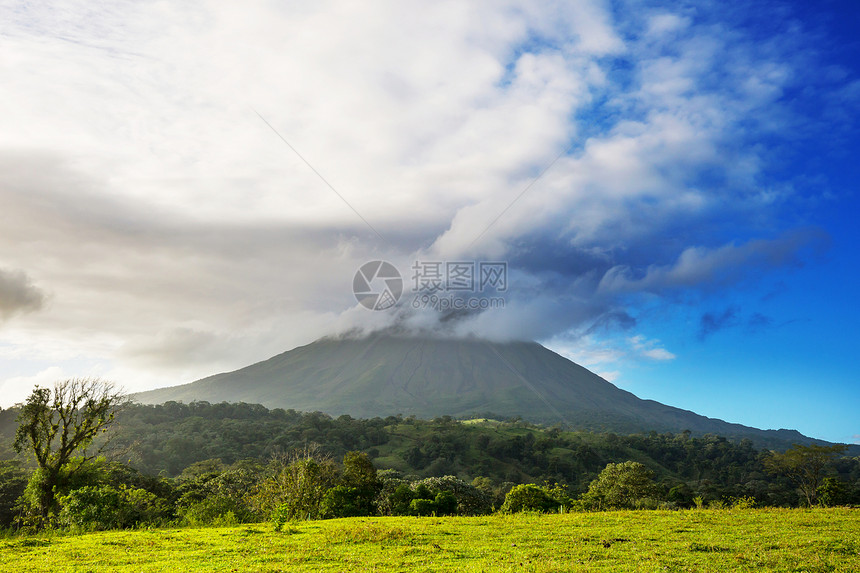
[764,444,849,506]
[1,399,859,534]
[580,461,660,510]
[13,379,125,525]
[130,335,833,448]
[1,509,858,572]
[0,390,858,571]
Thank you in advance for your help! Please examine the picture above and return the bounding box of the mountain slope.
[133,335,814,445]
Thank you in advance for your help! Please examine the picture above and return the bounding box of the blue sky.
[0,0,857,443]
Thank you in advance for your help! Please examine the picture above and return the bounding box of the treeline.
[1,400,859,531]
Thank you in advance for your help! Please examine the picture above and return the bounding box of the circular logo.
[353,260,403,310]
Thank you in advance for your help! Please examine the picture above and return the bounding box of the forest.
[1,396,858,531]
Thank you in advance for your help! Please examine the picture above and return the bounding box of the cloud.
[0,0,852,399]
[0,366,66,406]
[0,268,46,320]
[629,335,676,361]
[699,306,741,340]
[745,313,774,333]
[697,307,797,340]
[599,229,830,296]
[545,332,674,389]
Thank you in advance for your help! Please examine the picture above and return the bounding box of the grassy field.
[1,508,858,572]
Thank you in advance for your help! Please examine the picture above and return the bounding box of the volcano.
[132,334,818,447]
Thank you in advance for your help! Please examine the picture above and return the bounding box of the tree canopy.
[764,443,848,506]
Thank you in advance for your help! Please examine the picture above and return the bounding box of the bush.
[415,476,492,515]
[500,484,559,513]
[409,498,437,516]
[176,495,250,526]
[58,484,171,530]
[581,461,659,510]
[433,491,457,516]
[57,486,125,531]
[320,486,364,518]
[730,496,757,510]
[387,484,416,516]
[260,452,339,524]
[0,461,28,528]
[817,478,847,507]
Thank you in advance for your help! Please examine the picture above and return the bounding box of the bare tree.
[13,378,126,524]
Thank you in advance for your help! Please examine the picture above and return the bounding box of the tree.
[340,451,380,515]
[0,461,29,527]
[499,484,558,513]
[582,461,659,510]
[764,444,848,506]
[256,446,339,525]
[13,378,125,524]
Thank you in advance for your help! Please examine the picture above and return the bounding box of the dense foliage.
[0,400,858,531]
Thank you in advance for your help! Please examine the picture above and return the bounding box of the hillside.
[133,335,818,447]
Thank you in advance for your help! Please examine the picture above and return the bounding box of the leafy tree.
[13,379,125,524]
[385,483,414,515]
[433,491,458,515]
[339,451,380,515]
[764,444,847,506]
[499,484,558,513]
[0,460,28,527]
[408,497,437,516]
[257,447,339,523]
[320,486,363,518]
[581,461,659,510]
[416,476,492,515]
[173,463,261,526]
[816,477,847,507]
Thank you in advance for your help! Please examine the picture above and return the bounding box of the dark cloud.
[697,308,791,340]
[698,306,741,340]
[745,312,774,332]
[0,268,46,320]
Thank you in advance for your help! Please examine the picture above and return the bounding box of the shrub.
[581,461,659,510]
[0,461,28,528]
[57,486,124,531]
[259,451,339,525]
[408,498,437,516]
[320,486,364,518]
[817,478,847,507]
[415,476,492,515]
[730,496,757,510]
[118,485,171,526]
[500,484,558,513]
[433,491,457,516]
[176,495,251,526]
[387,484,416,516]
[58,484,172,530]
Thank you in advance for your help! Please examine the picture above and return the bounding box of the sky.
[1,0,858,444]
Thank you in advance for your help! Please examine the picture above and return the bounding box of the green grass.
[1,509,858,572]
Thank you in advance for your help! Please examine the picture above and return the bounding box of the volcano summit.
[134,334,815,448]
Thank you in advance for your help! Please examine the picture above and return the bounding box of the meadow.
[1,508,857,572]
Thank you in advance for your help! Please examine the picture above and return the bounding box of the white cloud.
[0,366,67,406]
[628,335,676,362]
[0,1,845,403]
